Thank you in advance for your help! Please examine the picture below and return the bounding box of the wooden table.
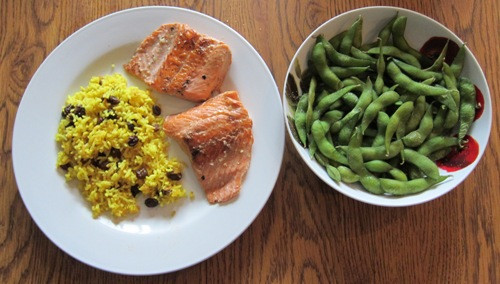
[1,1,498,282]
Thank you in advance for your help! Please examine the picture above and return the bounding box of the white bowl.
[283,6,492,206]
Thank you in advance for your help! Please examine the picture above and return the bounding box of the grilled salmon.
[163,91,253,203]
[124,23,232,102]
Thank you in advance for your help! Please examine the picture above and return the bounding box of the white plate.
[12,6,284,275]
[283,6,492,206]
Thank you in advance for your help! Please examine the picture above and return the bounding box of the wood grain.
[1,0,499,282]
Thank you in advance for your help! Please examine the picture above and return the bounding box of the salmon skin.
[163,91,253,203]
[124,23,232,102]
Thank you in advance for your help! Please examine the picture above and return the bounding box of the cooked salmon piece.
[124,23,232,102]
[163,91,253,203]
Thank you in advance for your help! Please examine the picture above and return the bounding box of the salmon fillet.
[124,23,232,102]
[163,91,253,203]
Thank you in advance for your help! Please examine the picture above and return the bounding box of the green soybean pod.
[374,39,386,95]
[312,42,343,90]
[428,147,452,161]
[421,77,436,85]
[442,62,460,129]
[364,160,409,181]
[393,58,443,81]
[366,46,421,68]
[342,77,365,92]
[308,133,317,158]
[337,166,360,183]
[351,46,377,62]
[457,77,477,146]
[311,120,348,165]
[391,16,428,64]
[347,128,384,194]
[339,16,363,54]
[323,38,374,67]
[305,76,317,134]
[359,13,398,51]
[330,66,370,79]
[364,160,393,172]
[402,148,440,179]
[380,176,449,195]
[386,61,457,111]
[424,40,449,71]
[331,78,373,133]
[360,90,400,134]
[313,84,360,120]
[342,92,359,109]
[321,110,344,124]
[450,44,467,78]
[315,89,329,105]
[338,112,359,146]
[417,136,459,156]
[408,165,424,180]
[429,106,447,139]
[402,103,434,147]
[379,13,399,45]
[326,165,342,182]
[294,94,308,146]
[314,152,329,167]
[388,168,408,181]
[328,100,343,111]
[385,101,414,154]
[406,96,427,133]
[329,30,348,50]
[372,112,390,147]
[360,140,405,161]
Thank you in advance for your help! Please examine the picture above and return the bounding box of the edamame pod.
[347,128,384,194]
[391,16,429,65]
[337,166,360,183]
[386,61,457,111]
[457,77,476,146]
[442,62,460,129]
[402,149,440,179]
[311,120,348,164]
[405,96,427,133]
[450,44,466,78]
[393,58,443,81]
[402,103,433,147]
[417,136,459,156]
[331,78,374,133]
[305,76,317,134]
[385,101,414,154]
[294,94,308,146]
[313,84,360,120]
[339,16,363,54]
[424,40,448,71]
[380,176,449,195]
[312,42,343,90]
[326,165,341,182]
[366,46,421,68]
[360,90,400,134]
[372,112,390,147]
[360,140,405,161]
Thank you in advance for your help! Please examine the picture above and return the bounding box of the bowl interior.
[283,6,492,206]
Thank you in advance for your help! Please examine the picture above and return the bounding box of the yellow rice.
[56,73,186,218]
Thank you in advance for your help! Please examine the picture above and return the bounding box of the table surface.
[1,0,499,282]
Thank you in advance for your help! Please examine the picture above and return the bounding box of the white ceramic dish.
[13,6,284,275]
[283,6,492,207]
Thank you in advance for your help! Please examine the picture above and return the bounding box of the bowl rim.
[282,6,493,207]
